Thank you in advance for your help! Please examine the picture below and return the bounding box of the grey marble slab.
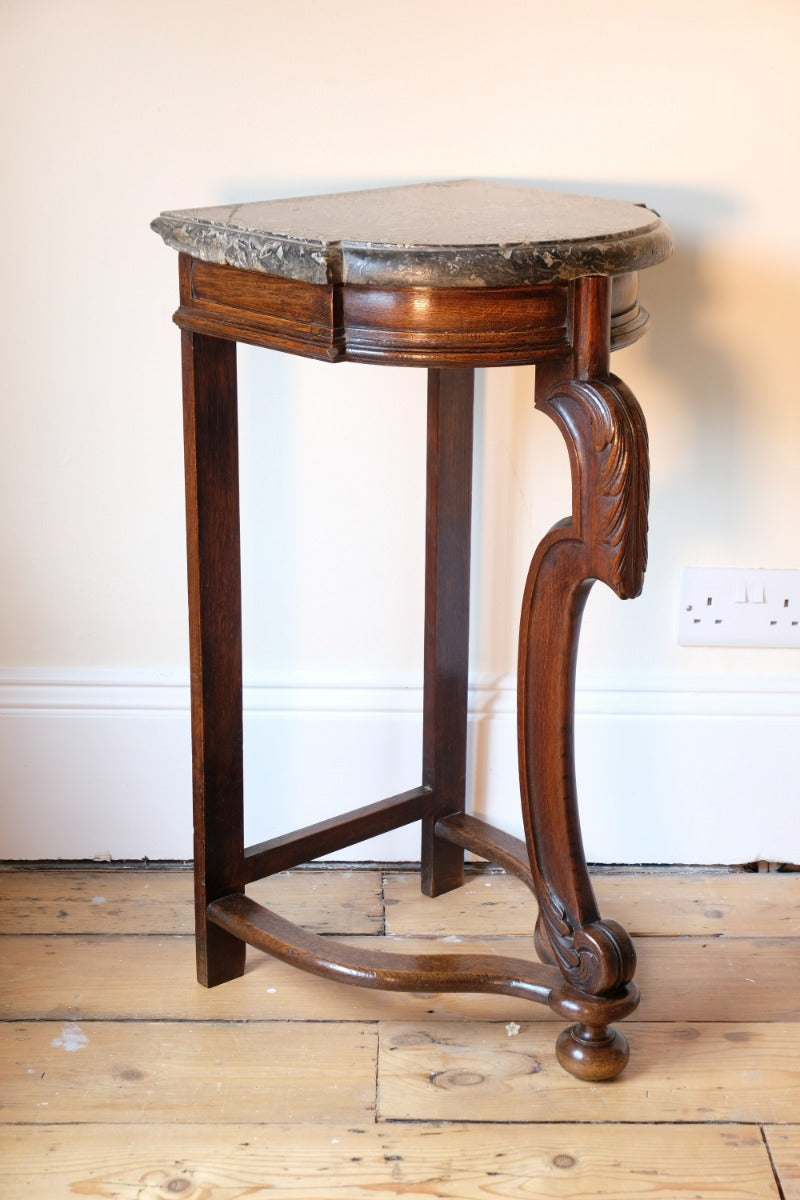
[151,180,673,287]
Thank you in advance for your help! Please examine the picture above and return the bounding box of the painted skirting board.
[0,669,797,863]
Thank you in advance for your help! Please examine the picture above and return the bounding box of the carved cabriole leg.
[181,328,247,988]
[420,368,474,897]
[518,276,649,1077]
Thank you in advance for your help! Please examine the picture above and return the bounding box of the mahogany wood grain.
[515,282,647,998]
[435,811,535,887]
[178,256,343,361]
[180,329,246,988]
[420,369,474,897]
[242,787,431,881]
[206,892,639,1031]
[173,255,649,367]
[342,284,569,364]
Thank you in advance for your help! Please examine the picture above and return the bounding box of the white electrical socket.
[678,567,800,648]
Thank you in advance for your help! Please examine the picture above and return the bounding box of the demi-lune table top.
[151,179,673,289]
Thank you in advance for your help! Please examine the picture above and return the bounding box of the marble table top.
[151,180,672,288]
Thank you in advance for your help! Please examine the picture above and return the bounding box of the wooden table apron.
[172,251,654,1083]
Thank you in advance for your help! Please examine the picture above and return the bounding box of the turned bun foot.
[555,1023,630,1082]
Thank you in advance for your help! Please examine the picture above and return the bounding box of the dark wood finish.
[166,212,663,1080]
[174,255,649,367]
[516,276,645,1002]
[178,256,343,361]
[180,328,246,988]
[342,284,569,364]
[421,369,474,897]
[207,892,639,1028]
[435,812,534,887]
[242,787,431,882]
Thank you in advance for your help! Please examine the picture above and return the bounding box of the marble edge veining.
[337,230,673,287]
[151,188,674,287]
[150,215,333,285]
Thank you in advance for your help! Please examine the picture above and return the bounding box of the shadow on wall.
[223,173,747,570]
[514,178,747,547]
[206,175,797,861]
[467,180,747,677]
[229,174,747,684]
[466,181,747,839]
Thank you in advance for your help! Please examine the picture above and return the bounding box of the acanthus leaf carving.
[537,880,637,996]
[520,368,650,1000]
[540,373,650,600]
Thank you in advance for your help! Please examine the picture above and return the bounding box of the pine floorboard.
[383,868,800,938]
[0,1123,780,1199]
[1,864,798,1197]
[765,1127,800,1200]
[0,868,383,936]
[3,933,799,1023]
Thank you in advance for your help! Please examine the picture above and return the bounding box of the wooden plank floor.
[1,866,799,1198]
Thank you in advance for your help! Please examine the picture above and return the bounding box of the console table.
[152,180,673,1081]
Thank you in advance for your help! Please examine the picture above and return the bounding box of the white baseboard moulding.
[0,669,797,864]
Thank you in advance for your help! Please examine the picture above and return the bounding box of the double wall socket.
[678,567,800,648]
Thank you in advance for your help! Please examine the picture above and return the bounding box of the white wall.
[1,0,798,863]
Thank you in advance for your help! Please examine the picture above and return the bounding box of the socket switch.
[678,567,800,648]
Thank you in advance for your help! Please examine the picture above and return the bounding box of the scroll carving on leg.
[517,355,650,1077]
